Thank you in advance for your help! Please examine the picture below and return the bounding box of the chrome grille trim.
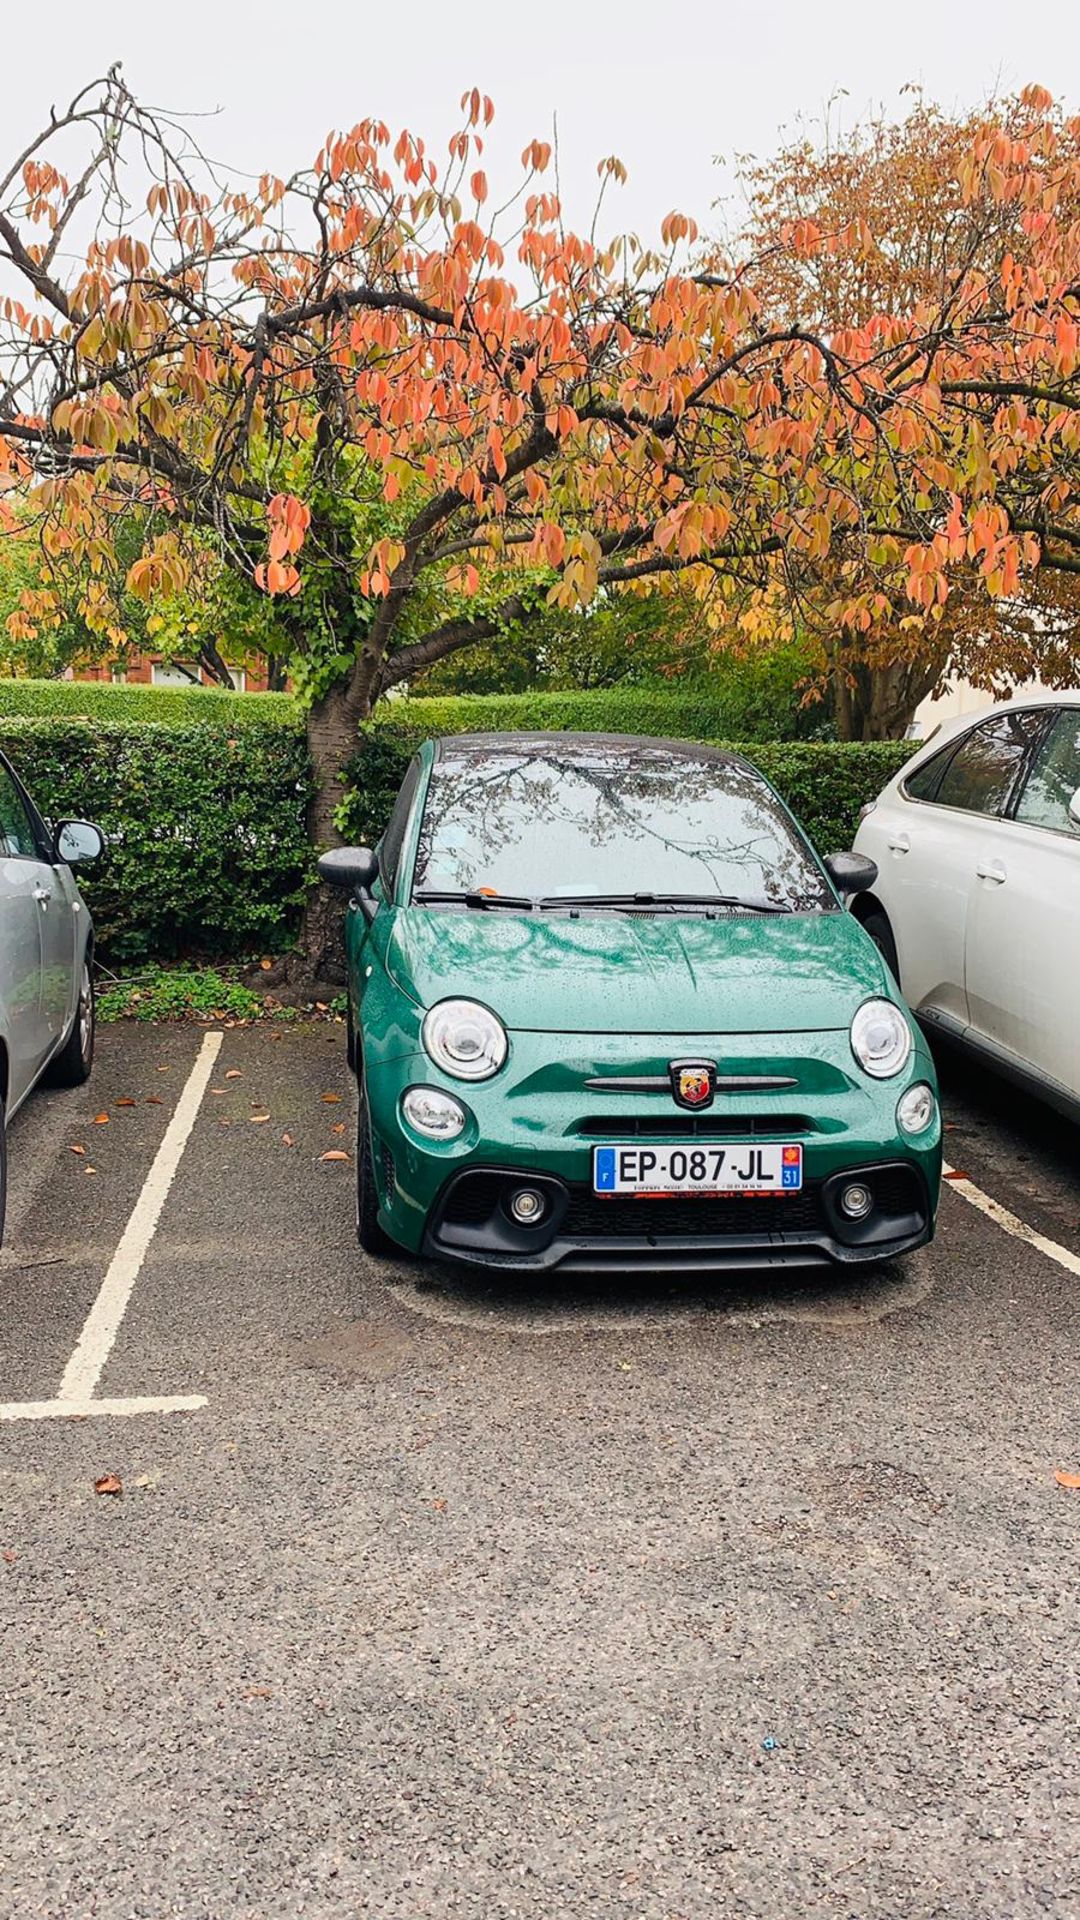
[584,1073,799,1092]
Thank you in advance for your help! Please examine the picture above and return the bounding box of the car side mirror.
[54,820,105,866]
[824,850,878,896]
[1069,786,1080,828]
[318,846,380,895]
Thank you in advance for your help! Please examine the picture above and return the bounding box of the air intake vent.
[577,1114,813,1139]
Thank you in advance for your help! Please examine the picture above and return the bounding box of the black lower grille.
[562,1185,826,1239]
[858,1165,922,1215]
[382,1144,397,1195]
[443,1171,506,1225]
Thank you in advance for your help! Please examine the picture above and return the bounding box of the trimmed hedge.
[0,677,298,726]
[384,684,820,745]
[0,685,915,963]
[1,718,312,962]
[341,714,914,860]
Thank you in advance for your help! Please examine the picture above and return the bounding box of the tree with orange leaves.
[712,89,1080,736]
[1,71,1079,968]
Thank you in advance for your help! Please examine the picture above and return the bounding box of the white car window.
[1014,711,1080,837]
[931,710,1047,817]
[0,762,38,859]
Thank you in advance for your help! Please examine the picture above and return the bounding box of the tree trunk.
[198,636,237,687]
[286,678,373,993]
[832,658,945,741]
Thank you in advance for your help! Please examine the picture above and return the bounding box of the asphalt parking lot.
[1,1019,1079,1920]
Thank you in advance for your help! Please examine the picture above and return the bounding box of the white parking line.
[943,1162,1080,1278]
[0,1395,207,1422]
[0,1031,222,1423]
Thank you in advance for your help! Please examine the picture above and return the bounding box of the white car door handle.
[32,884,52,908]
[887,833,911,854]
[976,860,1007,884]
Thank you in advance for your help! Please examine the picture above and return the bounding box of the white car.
[853,695,1080,1122]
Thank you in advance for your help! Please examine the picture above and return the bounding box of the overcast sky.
[7,0,1080,242]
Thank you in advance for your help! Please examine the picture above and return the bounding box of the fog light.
[897,1082,937,1136]
[839,1181,874,1220]
[401,1086,466,1139]
[509,1186,546,1224]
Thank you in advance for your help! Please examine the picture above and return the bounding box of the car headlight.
[850,998,912,1079]
[422,999,508,1081]
[401,1086,467,1139]
[896,1082,937,1136]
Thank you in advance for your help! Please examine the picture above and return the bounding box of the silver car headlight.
[850,998,912,1079]
[422,999,508,1081]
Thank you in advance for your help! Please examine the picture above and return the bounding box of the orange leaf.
[94,1474,122,1496]
[1054,1469,1080,1489]
[320,1150,351,1163]
[70,1144,86,1156]
[320,1092,342,1104]
[93,1113,109,1125]
[114,1097,137,1108]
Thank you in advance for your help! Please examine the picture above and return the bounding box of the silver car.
[1,748,103,1244]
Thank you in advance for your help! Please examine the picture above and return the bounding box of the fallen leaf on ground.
[260,958,273,972]
[943,1169,969,1181]
[114,1097,137,1108]
[94,1474,122,1496]
[225,1069,243,1080]
[320,1092,342,1104]
[1054,1469,1080,1489]
[320,1150,350,1163]
[209,1087,226,1096]
[281,1132,294,1147]
[70,1144,86,1157]
[250,1113,271,1124]
[330,1122,346,1136]
[93,1113,109,1125]
[243,1685,273,1699]
[145,1096,164,1105]
[3,1549,17,1564]
[84,1166,97,1176]
[156,1065,169,1073]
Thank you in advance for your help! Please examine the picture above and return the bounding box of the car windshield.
[411,742,833,913]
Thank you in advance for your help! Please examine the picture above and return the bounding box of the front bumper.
[421,1160,933,1273]
[365,1025,942,1272]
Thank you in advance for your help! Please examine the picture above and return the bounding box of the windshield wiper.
[537,891,792,915]
[413,888,537,911]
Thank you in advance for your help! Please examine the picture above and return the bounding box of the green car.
[320,733,941,1274]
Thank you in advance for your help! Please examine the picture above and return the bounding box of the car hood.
[385,906,890,1035]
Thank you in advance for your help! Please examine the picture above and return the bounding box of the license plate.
[593,1143,803,1196]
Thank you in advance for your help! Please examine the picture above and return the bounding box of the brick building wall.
[67,652,273,692]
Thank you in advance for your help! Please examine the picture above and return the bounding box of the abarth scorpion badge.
[670,1060,717,1109]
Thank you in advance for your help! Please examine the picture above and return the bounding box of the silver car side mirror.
[55,820,105,865]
